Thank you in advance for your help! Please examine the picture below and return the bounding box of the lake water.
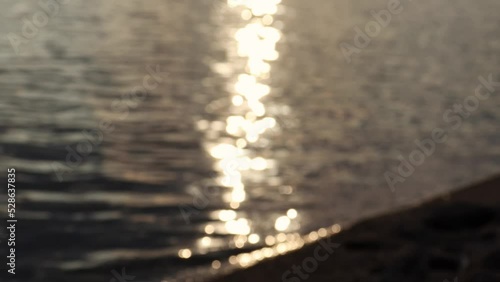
[1,0,499,281]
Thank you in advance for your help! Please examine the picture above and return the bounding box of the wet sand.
[213,175,500,281]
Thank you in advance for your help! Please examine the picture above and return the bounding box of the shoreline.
[212,176,500,282]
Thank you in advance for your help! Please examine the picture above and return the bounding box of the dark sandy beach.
[213,176,500,282]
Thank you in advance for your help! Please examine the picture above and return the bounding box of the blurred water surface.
[1,0,500,281]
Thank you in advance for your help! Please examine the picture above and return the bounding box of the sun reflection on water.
[209,0,289,238]
[177,0,311,269]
